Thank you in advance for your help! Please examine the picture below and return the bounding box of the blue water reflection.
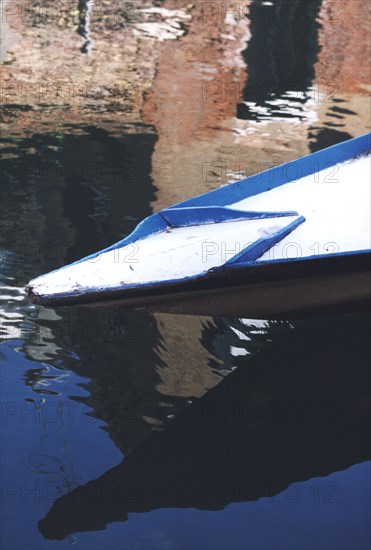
[1,0,370,546]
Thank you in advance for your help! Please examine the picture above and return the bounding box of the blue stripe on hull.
[29,134,371,288]
[171,133,371,208]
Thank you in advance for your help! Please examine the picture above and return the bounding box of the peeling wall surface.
[1,1,370,549]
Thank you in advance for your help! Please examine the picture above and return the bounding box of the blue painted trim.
[221,216,306,267]
[256,248,371,265]
[34,212,169,280]
[33,247,370,304]
[33,133,371,283]
[159,206,299,227]
[169,133,370,208]
[71,132,370,265]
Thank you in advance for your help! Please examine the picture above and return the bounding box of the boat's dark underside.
[27,252,371,319]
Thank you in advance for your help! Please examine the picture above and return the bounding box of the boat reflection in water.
[39,311,370,540]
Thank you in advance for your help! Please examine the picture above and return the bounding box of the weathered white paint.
[28,154,370,299]
[29,216,298,296]
[232,153,370,261]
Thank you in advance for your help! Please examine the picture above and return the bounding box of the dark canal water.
[1,0,370,548]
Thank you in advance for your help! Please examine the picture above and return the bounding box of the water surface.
[1,0,370,548]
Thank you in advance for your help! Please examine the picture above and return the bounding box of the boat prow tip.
[25,282,42,304]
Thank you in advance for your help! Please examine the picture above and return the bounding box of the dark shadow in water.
[308,128,354,153]
[0,125,157,278]
[237,0,323,121]
[1,122,227,459]
[38,307,188,455]
[1,124,190,455]
[39,312,370,539]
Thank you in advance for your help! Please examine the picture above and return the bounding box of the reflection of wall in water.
[0,126,157,279]
[21,310,281,460]
[38,312,371,540]
[24,310,236,457]
[237,0,323,121]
